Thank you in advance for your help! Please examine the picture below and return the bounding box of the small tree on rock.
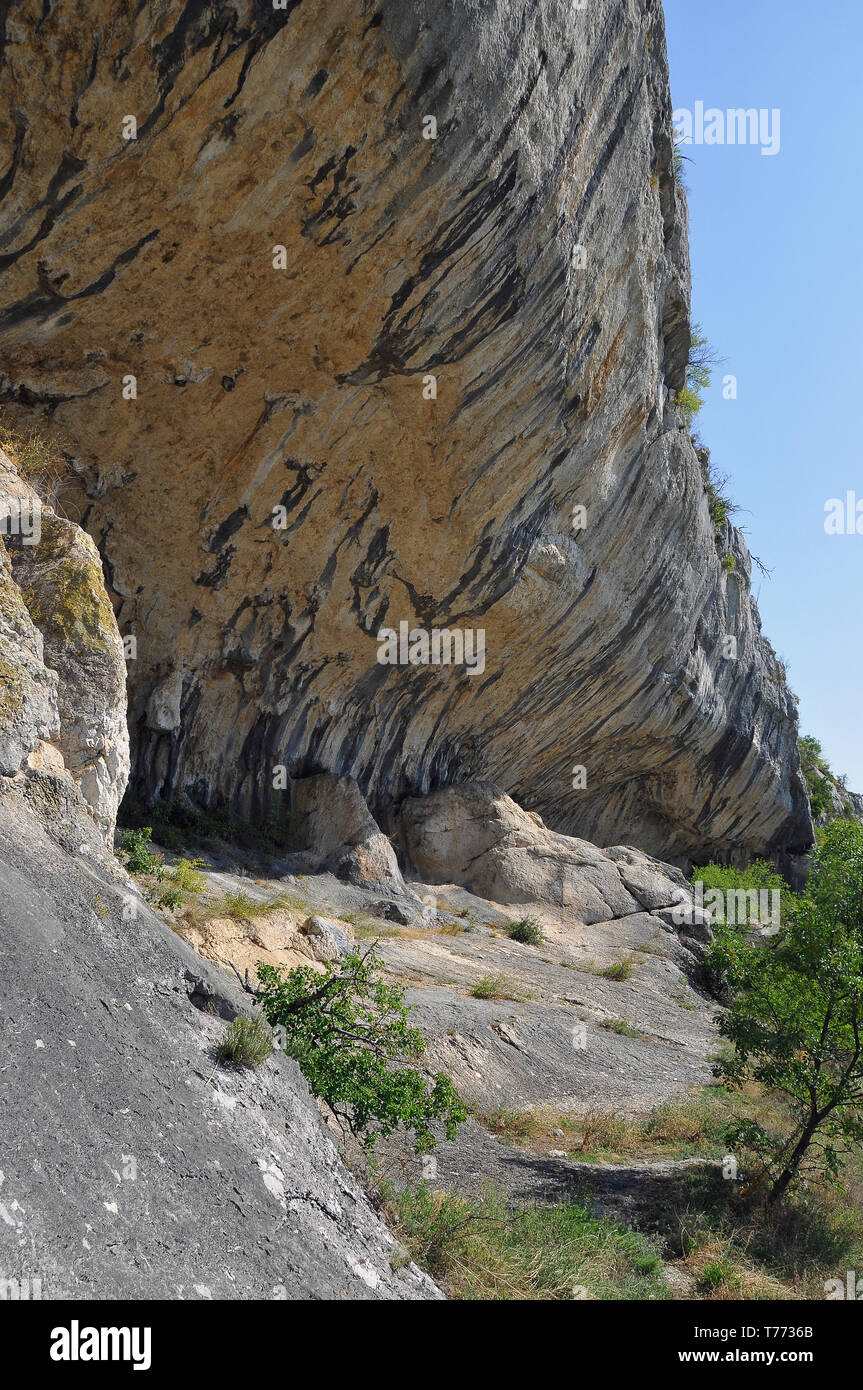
[711,819,863,1203]
[255,947,466,1153]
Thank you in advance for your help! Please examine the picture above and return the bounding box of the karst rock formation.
[0,0,812,867]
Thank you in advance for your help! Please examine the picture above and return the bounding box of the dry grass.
[679,1233,792,1300]
[218,890,301,921]
[0,412,69,501]
[469,973,529,1001]
[474,1092,734,1162]
[600,1017,647,1038]
[383,1182,668,1301]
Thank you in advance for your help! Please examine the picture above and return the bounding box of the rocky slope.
[819,779,863,827]
[0,461,437,1300]
[0,0,811,866]
[149,774,722,1228]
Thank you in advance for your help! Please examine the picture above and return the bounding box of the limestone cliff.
[0,461,436,1301]
[0,0,812,865]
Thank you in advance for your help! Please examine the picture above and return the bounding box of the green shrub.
[217,1014,274,1068]
[600,954,636,981]
[672,135,689,190]
[693,859,788,929]
[675,326,718,424]
[470,973,526,1001]
[675,384,702,424]
[503,916,544,946]
[170,856,207,893]
[220,890,259,920]
[798,734,846,821]
[697,1259,739,1293]
[255,950,466,1152]
[156,885,184,911]
[117,827,163,877]
[722,553,735,572]
[697,447,738,537]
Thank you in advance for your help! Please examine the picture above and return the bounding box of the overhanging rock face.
[0,0,812,864]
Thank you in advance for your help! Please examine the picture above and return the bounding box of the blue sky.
[663,0,862,790]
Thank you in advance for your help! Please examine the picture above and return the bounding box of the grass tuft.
[217,1014,273,1068]
[503,916,544,946]
[470,973,528,1001]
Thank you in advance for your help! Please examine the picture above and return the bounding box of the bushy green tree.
[710,819,863,1203]
[117,826,162,876]
[256,949,466,1153]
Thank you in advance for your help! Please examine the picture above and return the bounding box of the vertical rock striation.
[0,0,812,864]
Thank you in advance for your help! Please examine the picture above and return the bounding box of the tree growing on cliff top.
[710,818,863,1203]
[255,948,466,1153]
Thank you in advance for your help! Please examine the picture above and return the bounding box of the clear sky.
[663,0,862,791]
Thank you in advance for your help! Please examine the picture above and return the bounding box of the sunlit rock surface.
[0,0,811,864]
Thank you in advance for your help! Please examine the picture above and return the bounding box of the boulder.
[398,781,692,926]
[291,774,407,895]
[299,914,352,963]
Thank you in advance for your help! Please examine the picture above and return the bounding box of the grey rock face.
[0,786,439,1301]
[0,536,59,776]
[0,449,129,840]
[0,0,811,867]
[818,780,863,827]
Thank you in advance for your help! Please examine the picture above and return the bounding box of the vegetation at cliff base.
[117,827,210,910]
[707,818,863,1204]
[385,1182,667,1301]
[118,790,297,856]
[117,825,162,876]
[255,948,466,1153]
[692,858,787,928]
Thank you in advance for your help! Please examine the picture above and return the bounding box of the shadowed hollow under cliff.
[0,0,812,865]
